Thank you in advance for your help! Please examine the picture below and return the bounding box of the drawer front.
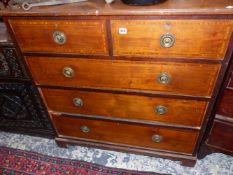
[111,20,233,59]
[207,120,233,152]
[9,19,108,55]
[26,57,220,97]
[217,89,233,119]
[52,114,198,154]
[42,88,208,127]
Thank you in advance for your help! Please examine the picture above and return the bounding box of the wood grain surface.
[216,90,233,119]
[9,19,108,55]
[1,0,233,16]
[26,57,221,97]
[52,114,199,154]
[207,120,233,153]
[111,20,233,59]
[41,87,208,127]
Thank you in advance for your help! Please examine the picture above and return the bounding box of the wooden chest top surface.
[0,0,233,17]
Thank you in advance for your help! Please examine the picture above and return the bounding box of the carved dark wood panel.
[0,83,55,137]
[0,47,28,79]
[0,52,9,76]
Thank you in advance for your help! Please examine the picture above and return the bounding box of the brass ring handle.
[152,134,163,143]
[73,98,84,107]
[63,67,74,78]
[157,72,171,84]
[155,105,167,115]
[160,33,175,48]
[80,125,90,133]
[53,31,66,45]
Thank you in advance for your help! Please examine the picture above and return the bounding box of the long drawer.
[26,57,220,97]
[111,20,233,59]
[41,88,207,127]
[8,19,108,55]
[52,114,199,154]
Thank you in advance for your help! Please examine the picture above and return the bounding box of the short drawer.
[26,57,220,97]
[207,120,233,152]
[52,114,198,154]
[41,88,208,127]
[111,20,233,59]
[8,19,108,55]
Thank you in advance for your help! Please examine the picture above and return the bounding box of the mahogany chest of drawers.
[1,0,233,167]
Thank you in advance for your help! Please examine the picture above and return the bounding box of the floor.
[0,131,233,175]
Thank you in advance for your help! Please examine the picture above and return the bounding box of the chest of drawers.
[2,0,233,167]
